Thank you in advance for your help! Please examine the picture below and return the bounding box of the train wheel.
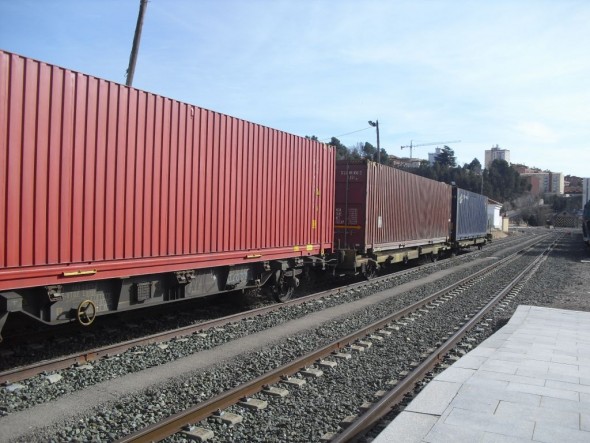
[273,282,295,302]
[430,253,439,263]
[363,263,378,280]
[266,270,297,302]
[77,300,97,326]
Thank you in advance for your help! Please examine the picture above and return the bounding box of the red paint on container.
[334,160,451,253]
[0,50,334,291]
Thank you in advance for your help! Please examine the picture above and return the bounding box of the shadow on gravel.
[550,233,589,262]
[492,318,509,333]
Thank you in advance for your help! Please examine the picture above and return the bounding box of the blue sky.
[1,0,589,177]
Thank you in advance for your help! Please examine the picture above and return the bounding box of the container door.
[334,162,367,252]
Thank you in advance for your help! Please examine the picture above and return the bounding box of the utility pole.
[368,120,380,163]
[126,0,148,87]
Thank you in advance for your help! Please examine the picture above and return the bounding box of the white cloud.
[515,122,559,144]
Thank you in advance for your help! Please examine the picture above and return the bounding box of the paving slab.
[459,383,542,407]
[423,422,484,443]
[444,407,535,439]
[533,423,590,443]
[495,400,580,429]
[405,380,462,415]
[434,366,475,384]
[474,369,546,386]
[540,395,590,415]
[375,306,590,443]
[372,411,438,443]
[506,381,579,401]
[447,391,499,414]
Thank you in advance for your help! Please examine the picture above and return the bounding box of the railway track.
[0,233,538,386]
[112,234,557,442]
[0,233,557,442]
[333,234,562,442]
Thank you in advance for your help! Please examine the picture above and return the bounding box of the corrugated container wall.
[0,50,334,291]
[452,188,489,241]
[334,161,451,253]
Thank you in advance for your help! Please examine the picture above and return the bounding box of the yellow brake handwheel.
[77,300,97,326]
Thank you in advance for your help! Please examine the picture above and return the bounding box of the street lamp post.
[480,170,484,195]
[368,120,380,164]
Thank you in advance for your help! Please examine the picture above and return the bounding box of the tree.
[467,158,482,174]
[486,159,527,202]
[364,142,389,164]
[434,146,457,167]
[327,137,350,161]
[361,142,376,159]
[377,147,389,165]
[407,156,529,203]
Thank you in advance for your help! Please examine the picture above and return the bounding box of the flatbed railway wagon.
[334,160,452,276]
[0,50,335,336]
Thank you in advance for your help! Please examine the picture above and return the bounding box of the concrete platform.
[373,305,590,443]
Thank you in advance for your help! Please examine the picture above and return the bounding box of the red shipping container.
[0,50,335,291]
[334,160,451,253]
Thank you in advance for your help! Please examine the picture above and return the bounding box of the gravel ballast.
[4,231,583,442]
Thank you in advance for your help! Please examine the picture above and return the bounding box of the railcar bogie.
[335,243,449,277]
[0,257,333,331]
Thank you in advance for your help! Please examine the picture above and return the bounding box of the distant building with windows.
[484,145,510,169]
[521,172,565,196]
[388,155,422,169]
[583,178,590,206]
[512,164,538,174]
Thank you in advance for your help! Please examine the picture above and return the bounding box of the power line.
[320,127,372,142]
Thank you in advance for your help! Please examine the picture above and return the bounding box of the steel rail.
[331,236,561,443]
[115,236,552,442]
[0,235,538,385]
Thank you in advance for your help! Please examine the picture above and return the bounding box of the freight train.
[0,50,489,338]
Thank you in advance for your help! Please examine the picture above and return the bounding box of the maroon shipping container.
[0,50,335,291]
[334,160,451,253]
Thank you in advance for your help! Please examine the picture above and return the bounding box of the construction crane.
[400,140,461,159]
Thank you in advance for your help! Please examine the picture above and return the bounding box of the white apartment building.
[521,172,565,195]
[484,145,510,169]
